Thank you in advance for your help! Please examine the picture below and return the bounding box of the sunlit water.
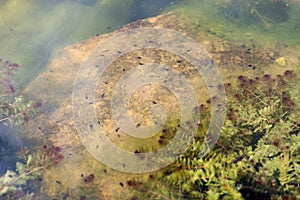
[0,0,179,90]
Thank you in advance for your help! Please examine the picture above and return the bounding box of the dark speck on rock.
[119,182,124,187]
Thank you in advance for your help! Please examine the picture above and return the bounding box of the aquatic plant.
[0,57,40,126]
[129,70,300,199]
[0,145,64,199]
[218,0,292,29]
[0,59,18,97]
[0,57,54,199]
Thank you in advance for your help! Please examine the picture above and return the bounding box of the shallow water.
[1,0,300,199]
[0,0,179,90]
[176,0,300,45]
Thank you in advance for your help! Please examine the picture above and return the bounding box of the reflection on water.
[0,0,129,89]
[0,0,177,90]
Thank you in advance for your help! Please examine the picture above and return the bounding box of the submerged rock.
[275,56,287,67]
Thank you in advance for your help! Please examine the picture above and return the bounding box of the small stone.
[275,57,286,67]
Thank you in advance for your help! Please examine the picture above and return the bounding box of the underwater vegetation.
[128,71,300,200]
[0,57,64,199]
[0,145,64,199]
[0,57,40,126]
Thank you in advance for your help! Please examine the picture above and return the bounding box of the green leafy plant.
[0,57,55,200]
[0,57,40,126]
[0,145,64,199]
[129,70,300,200]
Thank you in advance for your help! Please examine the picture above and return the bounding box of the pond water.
[1,0,300,199]
[0,0,179,90]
